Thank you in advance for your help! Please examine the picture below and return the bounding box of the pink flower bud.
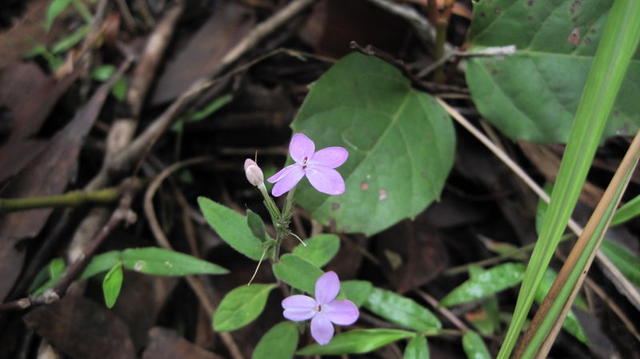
[244,159,264,187]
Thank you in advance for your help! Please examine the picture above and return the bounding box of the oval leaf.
[252,321,299,359]
[404,335,429,359]
[80,250,121,279]
[198,197,263,260]
[364,287,441,331]
[466,0,639,143]
[272,254,323,293]
[341,280,373,307]
[121,247,228,276]
[292,234,340,267]
[102,263,123,309]
[213,284,276,332]
[291,53,456,236]
[462,331,491,359]
[440,263,525,307]
[297,329,414,355]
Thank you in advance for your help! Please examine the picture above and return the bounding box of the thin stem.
[0,188,120,212]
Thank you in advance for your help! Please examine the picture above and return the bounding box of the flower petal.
[315,271,340,304]
[309,147,348,168]
[310,314,334,345]
[324,300,359,325]
[289,133,315,164]
[267,164,297,183]
[305,166,345,195]
[270,165,305,197]
[282,295,317,321]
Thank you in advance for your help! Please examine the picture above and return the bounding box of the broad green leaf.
[31,258,66,295]
[252,322,299,359]
[198,197,263,260]
[46,0,73,30]
[364,287,441,331]
[121,247,228,276]
[404,335,429,359]
[102,262,123,308]
[213,284,275,332]
[80,250,121,279]
[612,195,640,225]
[246,209,268,242]
[466,0,639,143]
[463,331,491,359]
[291,53,455,236]
[341,280,373,307]
[440,263,525,307]
[272,254,323,293]
[112,78,128,101]
[292,234,340,267]
[91,65,128,101]
[601,239,640,286]
[297,329,414,355]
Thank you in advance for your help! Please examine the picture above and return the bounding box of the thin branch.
[0,179,138,311]
[0,187,120,212]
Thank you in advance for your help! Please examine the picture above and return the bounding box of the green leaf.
[601,239,640,286]
[404,335,429,359]
[213,284,275,332]
[172,95,232,131]
[198,197,263,260]
[440,263,525,307]
[31,258,66,295]
[463,331,491,359]
[121,247,228,276]
[80,250,121,279]
[291,234,340,267]
[92,65,116,81]
[466,0,639,143]
[112,78,128,101]
[46,0,73,31]
[364,287,441,331]
[272,254,323,293]
[51,25,88,53]
[102,262,123,308]
[246,209,268,242]
[612,195,640,225]
[297,329,414,355]
[467,296,500,336]
[341,280,373,307]
[252,322,299,359]
[291,53,456,236]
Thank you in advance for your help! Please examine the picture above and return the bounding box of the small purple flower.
[268,133,348,197]
[282,271,359,345]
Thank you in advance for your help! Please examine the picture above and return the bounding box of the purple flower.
[267,133,348,197]
[281,271,359,345]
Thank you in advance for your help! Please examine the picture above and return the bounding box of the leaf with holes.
[291,53,455,236]
[466,0,639,143]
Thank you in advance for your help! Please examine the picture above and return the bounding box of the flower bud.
[244,159,264,187]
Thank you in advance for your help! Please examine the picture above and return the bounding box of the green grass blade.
[497,0,640,357]
[518,131,640,359]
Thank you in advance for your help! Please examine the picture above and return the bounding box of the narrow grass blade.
[497,0,640,357]
[517,130,640,359]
